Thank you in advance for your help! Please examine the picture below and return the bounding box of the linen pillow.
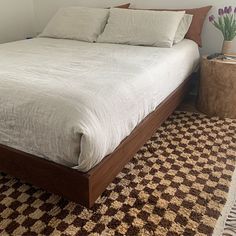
[174,14,193,44]
[97,8,185,47]
[135,6,212,47]
[40,7,109,42]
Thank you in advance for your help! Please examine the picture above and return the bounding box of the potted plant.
[209,6,236,54]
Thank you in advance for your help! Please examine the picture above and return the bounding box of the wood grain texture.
[0,76,192,208]
[197,57,236,118]
[0,144,91,206]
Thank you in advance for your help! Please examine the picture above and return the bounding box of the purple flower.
[227,6,232,13]
[224,6,228,13]
[218,8,224,16]
[210,6,236,41]
[209,15,215,22]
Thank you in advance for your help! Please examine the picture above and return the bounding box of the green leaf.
[211,12,236,40]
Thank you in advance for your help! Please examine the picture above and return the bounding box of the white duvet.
[0,38,199,172]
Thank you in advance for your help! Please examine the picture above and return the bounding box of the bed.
[0,38,200,207]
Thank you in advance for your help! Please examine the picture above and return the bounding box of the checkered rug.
[0,111,236,236]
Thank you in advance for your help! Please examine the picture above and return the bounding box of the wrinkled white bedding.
[0,38,199,172]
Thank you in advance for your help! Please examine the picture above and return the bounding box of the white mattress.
[0,38,200,172]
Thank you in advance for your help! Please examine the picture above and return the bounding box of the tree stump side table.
[197,56,236,119]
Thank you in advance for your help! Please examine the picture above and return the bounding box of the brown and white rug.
[0,111,236,236]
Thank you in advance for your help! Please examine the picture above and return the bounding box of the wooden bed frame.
[0,75,192,208]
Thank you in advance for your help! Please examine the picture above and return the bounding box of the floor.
[0,111,235,236]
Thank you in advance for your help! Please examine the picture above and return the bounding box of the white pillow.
[40,7,109,42]
[97,8,185,47]
[174,14,193,44]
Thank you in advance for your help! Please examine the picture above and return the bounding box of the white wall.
[0,0,35,43]
[33,0,236,54]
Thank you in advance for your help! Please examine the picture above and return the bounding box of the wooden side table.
[197,56,236,118]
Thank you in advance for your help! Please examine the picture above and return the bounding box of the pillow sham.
[133,6,212,47]
[40,7,109,42]
[97,8,185,47]
[174,14,193,44]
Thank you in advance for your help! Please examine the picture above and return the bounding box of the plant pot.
[222,40,233,55]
